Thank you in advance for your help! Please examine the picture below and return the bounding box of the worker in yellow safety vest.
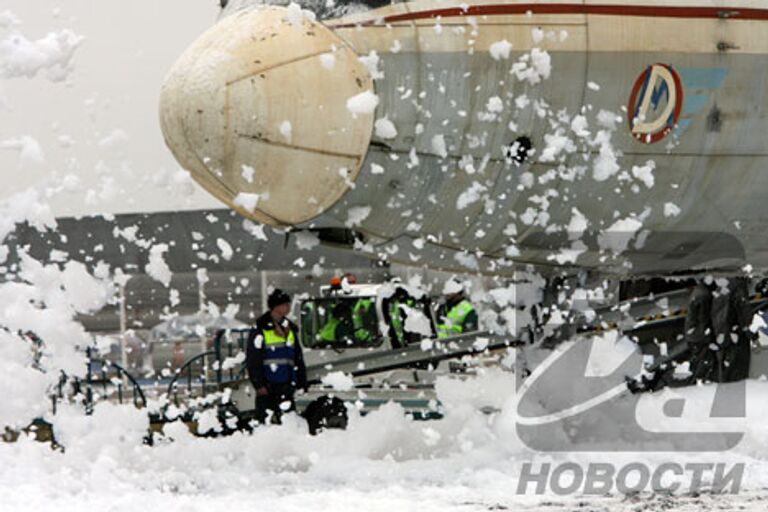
[436,278,478,339]
[319,301,356,344]
[352,298,374,342]
[246,289,307,424]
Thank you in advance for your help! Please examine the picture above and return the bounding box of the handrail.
[158,329,250,406]
[165,350,218,404]
[52,350,148,414]
[105,359,148,408]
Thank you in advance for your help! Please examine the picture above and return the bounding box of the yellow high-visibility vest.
[437,300,474,339]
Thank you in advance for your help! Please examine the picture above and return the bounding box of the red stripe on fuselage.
[332,4,768,27]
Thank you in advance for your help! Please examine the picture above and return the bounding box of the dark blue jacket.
[246,312,307,391]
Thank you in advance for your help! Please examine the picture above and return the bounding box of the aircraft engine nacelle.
[160,6,374,226]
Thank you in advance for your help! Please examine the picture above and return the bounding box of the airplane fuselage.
[160,1,768,277]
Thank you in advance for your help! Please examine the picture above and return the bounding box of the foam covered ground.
[3,369,768,511]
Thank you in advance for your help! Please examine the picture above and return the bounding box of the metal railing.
[52,347,147,414]
[165,350,217,405]
[164,328,250,404]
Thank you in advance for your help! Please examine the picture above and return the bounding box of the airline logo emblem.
[628,64,684,144]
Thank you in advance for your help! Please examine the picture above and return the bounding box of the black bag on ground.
[302,395,348,435]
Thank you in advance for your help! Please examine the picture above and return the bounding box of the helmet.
[443,277,465,296]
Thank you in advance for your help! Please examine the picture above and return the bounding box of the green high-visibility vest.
[352,299,372,328]
[389,298,417,344]
[263,328,295,347]
[437,300,474,339]
[319,316,340,342]
[262,328,296,383]
[389,301,404,343]
[353,298,373,341]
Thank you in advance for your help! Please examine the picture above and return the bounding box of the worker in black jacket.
[246,289,307,424]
